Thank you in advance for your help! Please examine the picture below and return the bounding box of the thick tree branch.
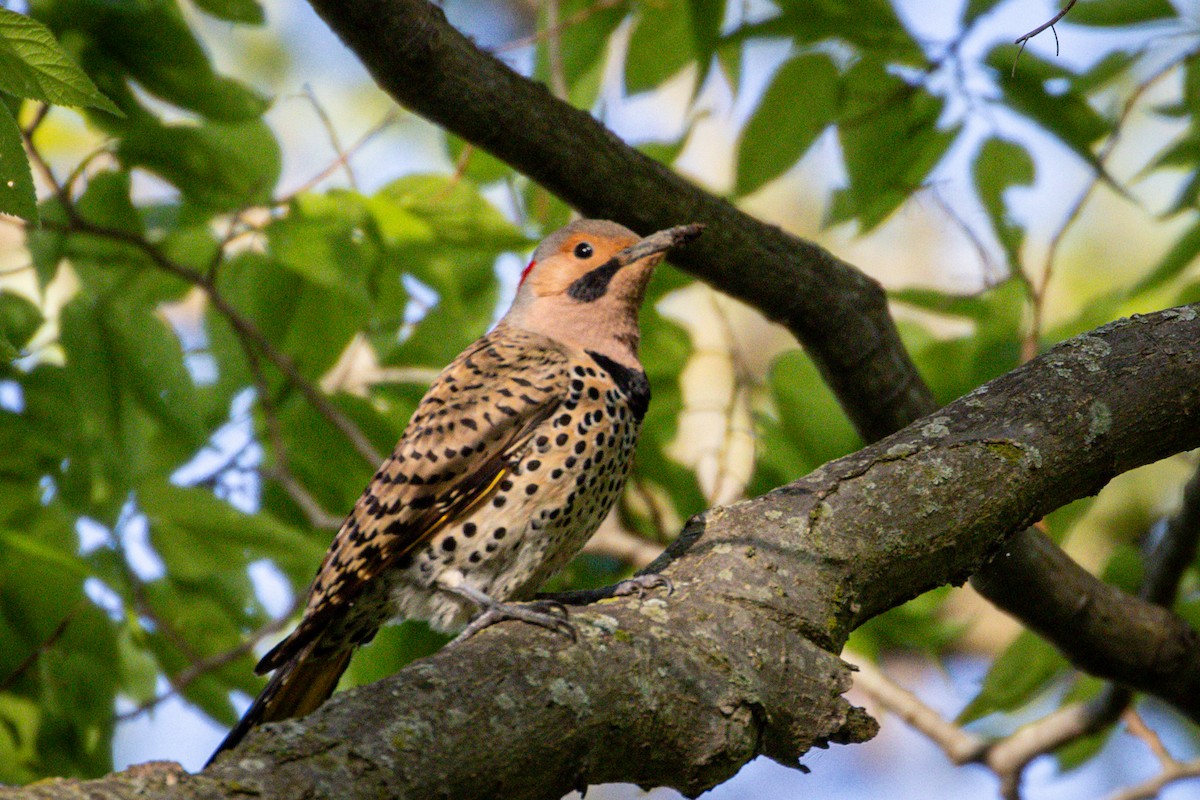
[303,0,934,443]
[14,305,1200,800]
[297,0,1198,711]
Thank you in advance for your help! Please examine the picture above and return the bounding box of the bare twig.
[244,335,344,531]
[301,85,360,193]
[1123,708,1175,768]
[19,102,50,139]
[1022,54,1185,361]
[491,0,622,53]
[852,458,1200,798]
[544,0,569,100]
[988,690,1127,800]
[1014,0,1077,73]
[116,598,301,721]
[276,110,401,204]
[848,656,986,764]
[0,600,85,692]
[1108,710,1200,800]
[1108,758,1200,800]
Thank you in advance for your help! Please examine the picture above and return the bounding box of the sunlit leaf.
[0,102,36,222]
[957,630,1068,723]
[0,8,120,113]
[735,53,838,196]
[973,137,1035,265]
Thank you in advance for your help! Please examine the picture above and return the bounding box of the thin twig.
[491,0,622,53]
[545,0,569,100]
[848,655,987,764]
[1022,53,1185,360]
[19,102,50,139]
[850,459,1200,798]
[301,84,360,193]
[115,598,301,721]
[244,333,344,530]
[1014,0,1078,48]
[1107,758,1200,800]
[1013,0,1077,74]
[23,132,383,466]
[0,600,85,691]
[275,110,400,204]
[1123,708,1177,768]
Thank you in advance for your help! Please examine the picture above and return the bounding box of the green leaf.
[343,621,449,688]
[830,60,956,230]
[963,0,1005,24]
[268,193,378,301]
[958,630,1068,723]
[104,298,207,449]
[893,278,1026,403]
[762,349,862,481]
[117,118,280,211]
[1067,0,1176,26]
[533,0,629,106]
[1127,218,1200,299]
[734,0,924,66]
[140,480,324,579]
[0,8,120,114]
[372,174,526,249]
[973,137,1035,265]
[735,53,839,196]
[626,0,696,94]
[850,588,962,658]
[34,0,266,123]
[0,290,42,361]
[987,46,1110,169]
[0,101,36,222]
[191,0,265,25]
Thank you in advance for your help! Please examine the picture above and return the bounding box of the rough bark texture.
[9,306,1199,800]
[295,0,1200,705]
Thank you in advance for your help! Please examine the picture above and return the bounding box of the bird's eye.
[573,242,593,259]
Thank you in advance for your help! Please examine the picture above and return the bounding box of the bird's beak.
[612,223,704,268]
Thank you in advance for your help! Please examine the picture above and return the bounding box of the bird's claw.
[451,598,576,645]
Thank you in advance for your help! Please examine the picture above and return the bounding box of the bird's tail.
[205,646,353,766]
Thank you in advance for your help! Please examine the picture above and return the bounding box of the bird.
[208,219,703,763]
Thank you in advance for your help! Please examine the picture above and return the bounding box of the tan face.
[503,219,703,363]
[519,223,643,299]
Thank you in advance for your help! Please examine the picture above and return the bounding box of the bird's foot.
[443,582,576,644]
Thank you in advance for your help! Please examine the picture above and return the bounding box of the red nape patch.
[518,259,536,286]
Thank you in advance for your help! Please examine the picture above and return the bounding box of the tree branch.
[303,0,935,444]
[16,304,1200,799]
[295,0,1200,712]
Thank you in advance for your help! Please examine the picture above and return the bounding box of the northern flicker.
[208,219,702,762]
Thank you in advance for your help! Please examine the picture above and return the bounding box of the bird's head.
[504,219,702,363]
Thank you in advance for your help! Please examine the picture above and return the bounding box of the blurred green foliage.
[0,0,1197,785]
